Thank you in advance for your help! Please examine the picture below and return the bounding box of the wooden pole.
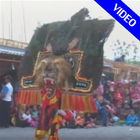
[10,1,13,39]
[22,1,27,42]
[9,23,11,39]
[1,2,4,38]
[21,26,23,42]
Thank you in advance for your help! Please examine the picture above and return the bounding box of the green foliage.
[126,60,140,67]
[110,40,139,60]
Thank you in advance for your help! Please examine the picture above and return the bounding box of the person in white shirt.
[0,75,13,128]
[22,113,32,121]
[22,110,37,127]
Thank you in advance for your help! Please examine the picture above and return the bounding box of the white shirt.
[22,114,32,121]
[2,83,13,102]
[72,111,77,119]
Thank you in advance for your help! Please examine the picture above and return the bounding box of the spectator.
[0,76,13,128]
[113,88,123,107]
[100,102,108,126]
[126,109,139,126]
[14,104,29,127]
[22,109,37,127]
[123,83,130,103]
[84,113,96,128]
[103,88,112,103]
[31,105,39,121]
[95,95,108,126]
[75,112,85,128]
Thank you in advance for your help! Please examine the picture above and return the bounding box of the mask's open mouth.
[44,78,56,86]
[44,78,56,99]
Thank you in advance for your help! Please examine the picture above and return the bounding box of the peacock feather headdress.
[18,8,115,90]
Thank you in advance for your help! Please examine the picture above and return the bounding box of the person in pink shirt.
[107,81,115,93]
[115,82,125,102]
[131,88,140,105]
[113,88,123,107]
[129,81,140,105]
[94,81,104,96]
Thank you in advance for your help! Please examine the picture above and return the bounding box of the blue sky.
[0,0,140,60]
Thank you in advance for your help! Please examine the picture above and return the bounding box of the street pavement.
[0,126,140,140]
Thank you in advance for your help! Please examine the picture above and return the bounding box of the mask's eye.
[69,57,73,61]
[69,57,75,68]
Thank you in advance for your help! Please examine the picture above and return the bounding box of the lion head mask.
[34,57,72,89]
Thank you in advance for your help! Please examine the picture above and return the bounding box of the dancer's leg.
[48,115,63,140]
[34,130,46,140]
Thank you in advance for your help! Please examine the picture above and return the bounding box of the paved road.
[0,126,140,140]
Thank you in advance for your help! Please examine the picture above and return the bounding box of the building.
[103,59,140,81]
[0,38,27,76]
[0,38,28,91]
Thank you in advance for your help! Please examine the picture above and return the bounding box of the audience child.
[31,105,39,121]
[84,113,96,128]
[126,109,140,126]
[75,112,85,128]
[22,110,37,127]
[14,104,29,127]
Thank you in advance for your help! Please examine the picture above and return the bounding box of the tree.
[110,40,139,61]
[126,60,140,67]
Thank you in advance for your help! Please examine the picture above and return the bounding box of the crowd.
[1,74,140,129]
[93,74,140,127]
[9,104,40,127]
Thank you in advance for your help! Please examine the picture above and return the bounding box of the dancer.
[17,8,114,140]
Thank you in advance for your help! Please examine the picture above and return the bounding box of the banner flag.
[94,0,140,41]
